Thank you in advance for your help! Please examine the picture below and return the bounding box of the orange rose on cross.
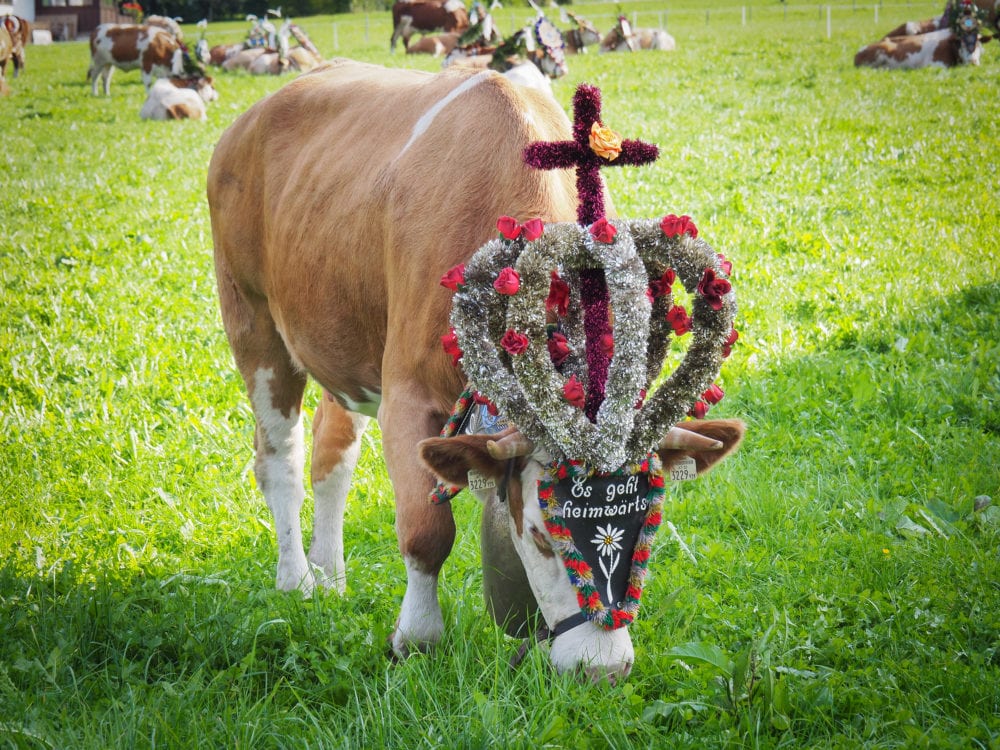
[589,122,622,161]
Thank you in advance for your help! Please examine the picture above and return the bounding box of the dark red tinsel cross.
[523,84,659,422]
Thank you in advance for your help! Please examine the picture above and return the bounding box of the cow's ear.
[983,35,994,45]
[657,418,745,477]
[418,434,508,487]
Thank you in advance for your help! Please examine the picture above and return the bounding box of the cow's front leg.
[380,390,455,656]
[250,367,314,594]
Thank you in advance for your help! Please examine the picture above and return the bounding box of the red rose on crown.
[563,375,585,409]
[440,264,465,291]
[500,329,529,355]
[493,267,521,295]
[660,214,699,238]
[589,217,617,244]
[546,272,570,316]
[547,331,571,366]
[441,329,462,366]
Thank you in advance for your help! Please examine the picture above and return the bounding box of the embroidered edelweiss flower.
[591,524,624,557]
[589,122,622,161]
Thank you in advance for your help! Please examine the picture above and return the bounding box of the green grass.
[2,2,999,747]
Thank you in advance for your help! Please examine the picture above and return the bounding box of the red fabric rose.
[547,331,571,366]
[500,328,529,355]
[634,388,647,409]
[563,374,585,409]
[497,215,522,240]
[545,272,570,316]
[722,328,739,358]
[522,218,544,241]
[688,400,708,419]
[660,214,699,238]
[441,329,462,366]
[649,267,676,298]
[717,253,733,276]
[666,305,692,336]
[493,267,521,295]
[589,217,617,244]
[439,263,465,291]
[697,268,732,311]
[702,383,725,405]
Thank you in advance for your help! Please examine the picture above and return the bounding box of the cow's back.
[208,59,581,412]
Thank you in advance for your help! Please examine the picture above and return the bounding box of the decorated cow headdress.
[434,85,738,631]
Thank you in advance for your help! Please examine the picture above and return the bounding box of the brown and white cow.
[854,27,990,68]
[600,15,675,53]
[0,24,13,95]
[562,11,601,54]
[390,0,470,51]
[139,75,218,120]
[207,59,743,681]
[2,15,29,78]
[405,31,461,56]
[89,23,192,95]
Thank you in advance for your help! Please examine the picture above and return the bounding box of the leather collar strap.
[550,611,590,639]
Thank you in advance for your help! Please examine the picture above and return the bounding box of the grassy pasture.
[2,1,999,747]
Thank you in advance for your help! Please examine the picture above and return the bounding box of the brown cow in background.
[390,0,469,51]
[2,15,29,78]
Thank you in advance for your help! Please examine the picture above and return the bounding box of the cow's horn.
[487,430,534,460]
[660,426,723,451]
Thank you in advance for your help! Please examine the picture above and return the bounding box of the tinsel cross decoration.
[523,84,659,421]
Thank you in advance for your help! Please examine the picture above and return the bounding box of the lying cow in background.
[856,2,992,69]
[2,15,29,77]
[600,15,675,52]
[561,11,601,54]
[89,23,202,95]
[208,58,743,682]
[406,32,461,56]
[390,0,470,51]
[855,27,990,67]
[140,75,217,120]
[145,14,184,41]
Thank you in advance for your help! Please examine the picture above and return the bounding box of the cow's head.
[951,0,987,63]
[420,419,743,681]
[567,12,602,48]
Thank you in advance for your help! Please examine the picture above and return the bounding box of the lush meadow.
[2,1,999,747]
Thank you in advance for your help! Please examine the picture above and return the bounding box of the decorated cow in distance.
[2,15,29,78]
[600,15,675,53]
[208,59,743,682]
[856,1,993,69]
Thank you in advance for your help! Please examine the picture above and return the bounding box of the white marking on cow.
[392,558,445,653]
[396,70,493,161]
[250,367,314,594]
[330,387,381,418]
[307,412,369,593]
